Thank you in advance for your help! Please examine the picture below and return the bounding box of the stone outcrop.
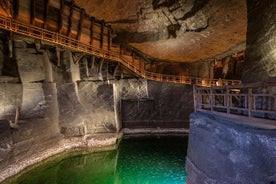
[242,0,276,83]
[186,112,276,184]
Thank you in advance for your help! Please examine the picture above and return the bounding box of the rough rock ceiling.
[75,0,247,63]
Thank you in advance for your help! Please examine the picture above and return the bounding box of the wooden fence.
[194,82,276,123]
[0,14,241,86]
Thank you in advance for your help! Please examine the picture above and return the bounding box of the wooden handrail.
[0,15,240,86]
[194,82,276,122]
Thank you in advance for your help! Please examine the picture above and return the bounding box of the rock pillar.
[242,0,276,83]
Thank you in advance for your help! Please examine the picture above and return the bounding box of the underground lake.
[1,135,188,184]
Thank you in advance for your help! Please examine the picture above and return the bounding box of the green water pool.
[3,135,188,184]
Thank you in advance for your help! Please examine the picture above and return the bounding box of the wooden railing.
[0,15,241,86]
[194,82,276,122]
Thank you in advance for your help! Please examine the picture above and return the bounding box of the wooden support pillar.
[100,20,104,49]
[106,62,109,80]
[98,57,104,73]
[43,0,50,29]
[58,0,65,33]
[113,63,119,78]
[77,8,85,40]
[85,58,89,77]
[72,53,86,64]
[90,17,95,45]
[90,55,95,69]
[12,0,19,19]
[30,0,35,25]
[107,25,111,51]
[67,0,74,37]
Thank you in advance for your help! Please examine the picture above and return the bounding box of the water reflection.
[3,136,187,184]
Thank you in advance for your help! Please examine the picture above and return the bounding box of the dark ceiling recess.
[152,0,180,10]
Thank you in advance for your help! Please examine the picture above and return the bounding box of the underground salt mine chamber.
[0,0,276,184]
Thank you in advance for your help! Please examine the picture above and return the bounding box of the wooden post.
[43,0,50,29]
[90,17,95,45]
[67,1,74,37]
[100,20,104,49]
[30,0,35,25]
[13,0,19,19]
[248,88,253,117]
[77,8,85,40]
[113,63,119,78]
[90,55,95,69]
[98,57,104,73]
[58,0,65,33]
[85,58,89,77]
[107,25,111,51]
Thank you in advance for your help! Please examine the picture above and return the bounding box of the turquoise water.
[3,136,188,184]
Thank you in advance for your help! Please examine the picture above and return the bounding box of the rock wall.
[0,39,62,171]
[0,33,195,181]
[186,112,276,184]
[242,0,276,83]
[0,37,120,180]
[121,80,193,129]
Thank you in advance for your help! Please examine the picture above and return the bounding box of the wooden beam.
[72,53,86,64]
[43,0,50,29]
[90,17,95,45]
[77,8,85,40]
[58,0,65,33]
[85,58,89,77]
[98,57,104,73]
[30,0,35,25]
[107,25,111,51]
[0,0,11,16]
[12,0,19,19]
[100,20,104,49]
[113,63,120,77]
[90,55,95,69]
[67,0,74,37]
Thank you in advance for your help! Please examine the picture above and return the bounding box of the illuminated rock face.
[242,0,276,83]
[0,33,196,179]
[76,0,247,62]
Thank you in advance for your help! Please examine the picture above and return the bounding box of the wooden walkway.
[0,15,240,86]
